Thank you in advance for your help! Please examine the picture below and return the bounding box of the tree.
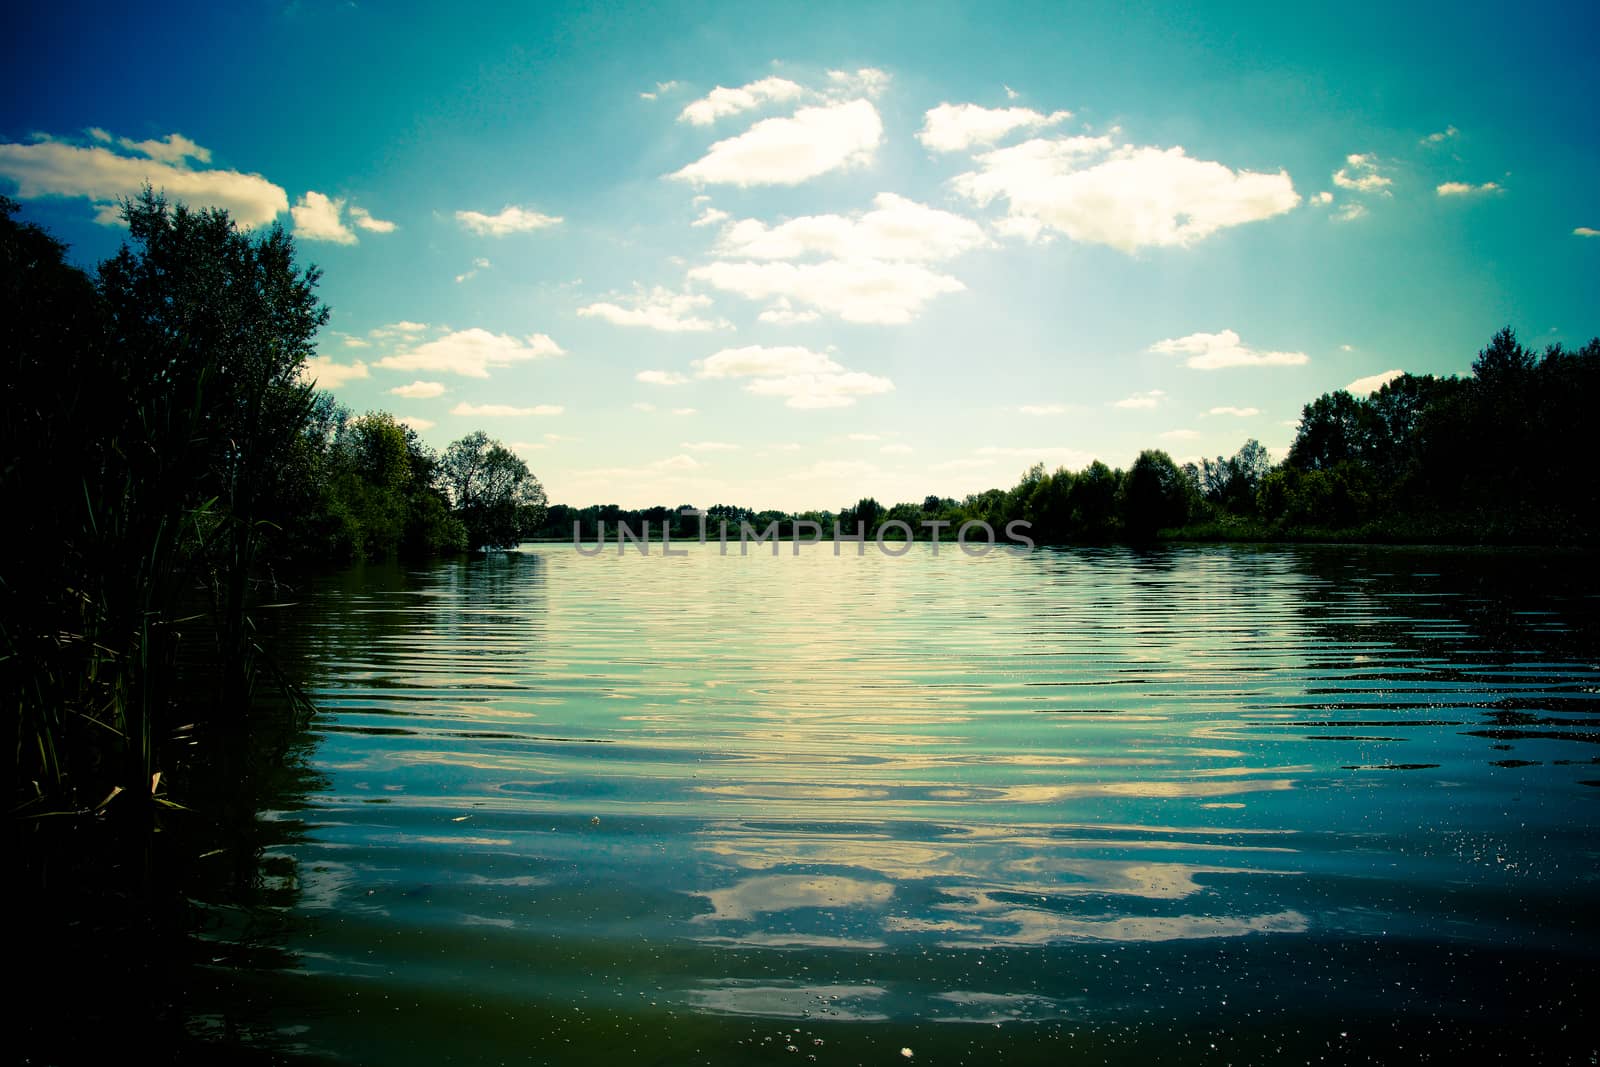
[1200,439,1273,515]
[1120,450,1190,539]
[1288,390,1365,471]
[441,431,548,549]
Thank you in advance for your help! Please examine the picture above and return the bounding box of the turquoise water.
[197,544,1599,1063]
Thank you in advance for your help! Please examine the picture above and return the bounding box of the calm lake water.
[193,544,1599,1063]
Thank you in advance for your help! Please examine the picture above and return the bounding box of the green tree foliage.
[441,431,549,549]
[3,190,328,822]
[1119,450,1191,540]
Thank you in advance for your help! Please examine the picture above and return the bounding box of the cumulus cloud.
[1206,405,1260,416]
[1151,329,1309,370]
[826,68,891,97]
[954,137,1299,252]
[116,133,211,165]
[298,355,369,388]
[636,370,689,385]
[670,99,882,187]
[917,102,1072,153]
[688,258,964,324]
[694,345,843,379]
[693,345,892,409]
[1436,181,1501,197]
[370,320,429,338]
[450,402,564,417]
[375,328,564,377]
[1309,191,1334,206]
[1346,369,1404,394]
[389,380,446,399]
[1334,202,1368,222]
[1113,389,1165,409]
[455,205,562,236]
[1575,227,1600,237]
[757,299,820,325]
[290,191,357,244]
[398,417,435,432]
[678,76,806,125]
[0,131,287,228]
[1332,153,1392,193]
[1421,126,1459,145]
[349,205,396,232]
[578,287,730,332]
[718,192,988,262]
[692,206,730,227]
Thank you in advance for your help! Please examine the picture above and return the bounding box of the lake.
[191,543,1599,1063]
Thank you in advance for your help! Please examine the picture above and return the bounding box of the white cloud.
[1206,406,1260,416]
[1332,153,1392,194]
[389,380,446,399]
[298,355,369,388]
[290,191,357,244]
[1575,226,1600,237]
[1113,389,1165,409]
[670,99,882,187]
[1421,126,1459,145]
[639,80,683,101]
[1152,329,1310,370]
[695,345,842,379]
[692,206,730,227]
[455,257,492,283]
[672,407,697,416]
[688,258,964,324]
[398,416,436,432]
[757,299,820,325]
[450,402,564,417]
[693,345,892,409]
[1346,369,1404,394]
[954,137,1299,253]
[1334,202,1368,222]
[1310,191,1334,206]
[680,440,737,452]
[678,77,806,125]
[370,320,429,338]
[455,205,562,236]
[579,287,730,332]
[0,131,287,228]
[717,192,988,262]
[350,206,395,233]
[376,328,564,378]
[636,370,689,385]
[116,133,210,165]
[917,102,1072,153]
[825,68,891,97]
[880,443,914,455]
[1436,181,1501,197]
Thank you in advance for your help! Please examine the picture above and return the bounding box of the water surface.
[204,544,1600,1063]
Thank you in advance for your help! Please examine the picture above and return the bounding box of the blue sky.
[4,1,1596,509]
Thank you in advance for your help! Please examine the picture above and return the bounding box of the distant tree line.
[537,328,1597,548]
